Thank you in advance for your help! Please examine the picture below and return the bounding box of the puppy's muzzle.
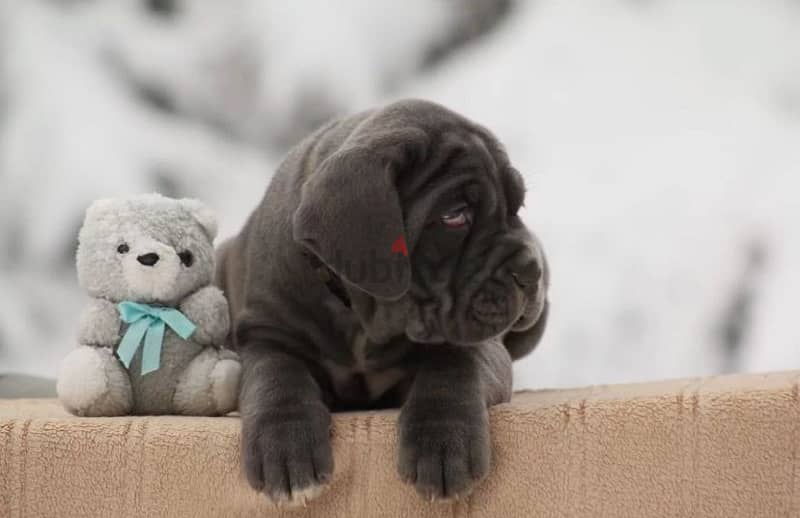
[508,253,541,296]
[471,281,510,325]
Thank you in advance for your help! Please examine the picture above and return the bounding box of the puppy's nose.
[137,253,160,267]
[509,256,541,291]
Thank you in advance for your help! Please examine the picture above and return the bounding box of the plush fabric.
[2,370,799,517]
[57,194,240,417]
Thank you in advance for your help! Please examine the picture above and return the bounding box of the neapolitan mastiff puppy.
[216,99,550,506]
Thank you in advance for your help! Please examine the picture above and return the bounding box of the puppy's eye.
[117,243,130,254]
[178,250,194,267]
[441,207,470,228]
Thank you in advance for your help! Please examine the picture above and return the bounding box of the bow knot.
[116,301,196,375]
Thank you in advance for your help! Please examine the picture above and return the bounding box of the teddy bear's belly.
[125,333,203,414]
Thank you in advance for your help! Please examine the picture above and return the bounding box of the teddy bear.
[56,193,241,416]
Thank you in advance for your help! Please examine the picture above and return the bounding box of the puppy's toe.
[241,407,333,507]
[398,418,491,501]
[265,452,331,507]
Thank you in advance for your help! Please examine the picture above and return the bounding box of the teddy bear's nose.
[136,253,160,267]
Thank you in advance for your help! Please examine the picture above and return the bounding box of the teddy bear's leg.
[56,346,133,416]
[173,348,242,416]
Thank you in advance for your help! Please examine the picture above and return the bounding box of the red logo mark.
[391,234,408,257]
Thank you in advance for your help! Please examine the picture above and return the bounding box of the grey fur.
[217,99,550,505]
[57,194,241,416]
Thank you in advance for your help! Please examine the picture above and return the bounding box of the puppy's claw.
[269,483,327,508]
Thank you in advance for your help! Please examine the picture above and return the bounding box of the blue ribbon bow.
[116,301,196,375]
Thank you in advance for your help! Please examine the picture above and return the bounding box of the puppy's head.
[294,99,548,354]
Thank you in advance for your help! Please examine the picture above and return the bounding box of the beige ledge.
[2,370,799,517]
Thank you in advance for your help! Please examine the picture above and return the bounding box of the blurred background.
[1,0,799,394]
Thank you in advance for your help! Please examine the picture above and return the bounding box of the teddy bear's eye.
[178,250,194,267]
[117,243,130,254]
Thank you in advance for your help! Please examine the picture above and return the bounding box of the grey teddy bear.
[57,193,241,416]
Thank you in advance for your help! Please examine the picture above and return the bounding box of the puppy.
[216,99,549,506]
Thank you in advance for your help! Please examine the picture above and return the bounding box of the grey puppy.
[216,99,549,506]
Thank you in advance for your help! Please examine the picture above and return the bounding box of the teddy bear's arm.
[77,298,122,347]
[179,286,231,346]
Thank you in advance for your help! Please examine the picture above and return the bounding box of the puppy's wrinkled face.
[293,99,548,350]
[400,135,548,346]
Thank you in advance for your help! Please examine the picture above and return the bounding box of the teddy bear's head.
[76,194,219,305]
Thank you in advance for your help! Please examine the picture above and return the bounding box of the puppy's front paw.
[398,406,491,501]
[242,405,333,507]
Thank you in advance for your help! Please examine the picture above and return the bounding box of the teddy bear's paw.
[173,348,241,415]
[210,354,241,414]
[57,346,133,416]
[77,299,121,346]
[179,286,230,345]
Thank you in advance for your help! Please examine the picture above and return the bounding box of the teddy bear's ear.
[80,198,121,232]
[84,198,115,218]
[179,198,218,241]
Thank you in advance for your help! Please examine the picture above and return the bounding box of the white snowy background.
[1,0,798,390]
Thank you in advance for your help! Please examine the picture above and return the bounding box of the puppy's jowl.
[217,99,550,506]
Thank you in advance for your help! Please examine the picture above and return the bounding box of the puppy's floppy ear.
[502,167,526,216]
[293,128,427,300]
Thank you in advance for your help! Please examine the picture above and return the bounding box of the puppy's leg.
[398,340,512,501]
[239,347,332,507]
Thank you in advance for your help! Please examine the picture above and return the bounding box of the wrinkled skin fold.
[216,99,550,506]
